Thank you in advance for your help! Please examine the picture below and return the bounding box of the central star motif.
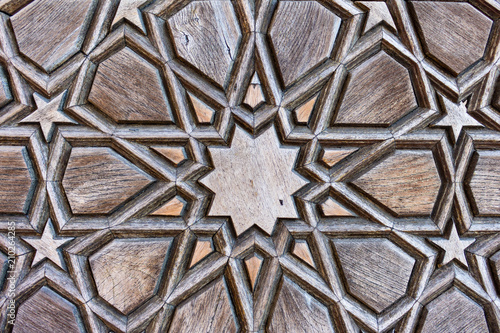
[200,125,307,236]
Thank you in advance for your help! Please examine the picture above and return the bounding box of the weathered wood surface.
[0,0,499,332]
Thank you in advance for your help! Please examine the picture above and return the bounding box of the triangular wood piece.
[151,146,186,166]
[244,255,262,290]
[243,72,265,109]
[294,93,319,124]
[190,240,213,267]
[321,148,358,167]
[292,240,315,268]
[188,92,215,124]
[321,197,355,217]
[151,196,185,216]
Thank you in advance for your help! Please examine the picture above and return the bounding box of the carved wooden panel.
[0,0,500,332]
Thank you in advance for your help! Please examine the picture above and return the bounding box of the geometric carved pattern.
[352,150,441,216]
[62,147,152,214]
[169,278,238,332]
[10,0,96,72]
[12,287,84,333]
[88,47,173,123]
[332,238,415,313]
[335,51,418,126]
[269,1,341,86]
[410,1,493,76]
[467,150,500,216]
[167,1,241,87]
[268,277,334,332]
[89,238,171,315]
[418,287,489,333]
[2,0,500,331]
[0,146,33,213]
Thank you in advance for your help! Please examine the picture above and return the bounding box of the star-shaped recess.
[429,223,475,267]
[200,125,307,236]
[432,94,483,142]
[112,0,150,32]
[20,91,76,142]
[21,221,73,269]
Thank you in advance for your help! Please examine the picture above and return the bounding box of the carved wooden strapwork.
[0,0,500,332]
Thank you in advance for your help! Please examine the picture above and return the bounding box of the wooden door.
[0,0,499,332]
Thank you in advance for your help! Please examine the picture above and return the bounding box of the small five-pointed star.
[112,0,151,33]
[428,222,475,267]
[356,1,397,34]
[20,91,76,142]
[432,94,483,142]
[22,220,74,269]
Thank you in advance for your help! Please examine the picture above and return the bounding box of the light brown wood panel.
[1,0,500,332]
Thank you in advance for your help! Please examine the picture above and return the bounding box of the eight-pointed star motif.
[22,220,74,269]
[432,94,483,142]
[200,125,307,236]
[429,223,475,267]
[20,91,76,142]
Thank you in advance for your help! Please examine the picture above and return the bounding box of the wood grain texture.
[467,150,500,216]
[151,146,187,166]
[294,93,318,124]
[244,255,262,290]
[269,1,341,86]
[88,47,172,123]
[410,1,492,75]
[189,239,213,267]
[10,0,95,72]
[169,277,238,333]
[151,196,185,216]
[292,240,315,267]
[62,147,152,214]
[268,277,334,333]
[0,146,33,214]
[336,51,418,126]
[243,73,265,109]
[321,197,355,217]
[419,287,489,333]
[352,150,441,216]
[332,238,415,313]
[200,125,307,235]
[168,1,241,87]
[13,287,84,333]
[89,238,171,314]
[188,92,215,124]
[321,148,358,167]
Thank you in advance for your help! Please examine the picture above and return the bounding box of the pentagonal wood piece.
[13,287,84,333]
[0,146,34,214]
[269,1,341,86]
[89,238,171,314]
[168,1,241,87]
[169,277,238,332]
[419,287,489,333]
[336,51,418,126]
[467,151,500,216]
[410,1,492,76]
[332,238,415,313]
[62,147,153,214]
[268,277,334,333]
[151,196,185,216]
[10,0,96,72]
[88,47,172,123]
[352,150,441,217]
